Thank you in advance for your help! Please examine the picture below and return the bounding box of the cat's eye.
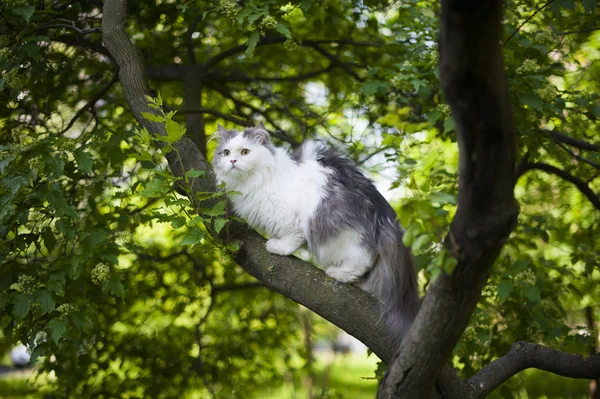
[223,149,230,156]
[241,149,250,155]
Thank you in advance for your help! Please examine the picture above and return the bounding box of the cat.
[211,122,420,347]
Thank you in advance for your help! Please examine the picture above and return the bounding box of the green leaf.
[11,5,35,22]
[442,255,458,274]
[427,110,442,126]
[412,234,430,252]
[140,111,163,122]
[46,187,79,219]
[22,43,41,60]
[48,318,67,343]
[185,169,206,178]
[275,23,292,39]
[82,230,109,251]
[246,31,260,57]
[13,294,32,319]
[443,117,456,133]
[104,275,124,298]
[214,218,227,234]
[524,286,541,302]
[361,80,388,96]
[429,192,456,205]
[204,200,227,217]
[181,227,205,246]
[300,0,312,14]
[497,280,513,303]
[37,290,55,314]
[139,179,171,198]
[74,149,94,173]
[41,226,56,252]
[48,272,66,295]
[170,216,186,229]
[69,254,86,279]
[519,94,544,112]
[165,118,186,143]
[30,343,48,364]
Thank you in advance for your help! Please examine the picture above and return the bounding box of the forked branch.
[467,342,600,398]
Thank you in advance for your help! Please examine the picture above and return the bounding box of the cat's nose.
[230,159,237,165]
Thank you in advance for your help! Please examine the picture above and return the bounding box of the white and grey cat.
[211,122,419,346]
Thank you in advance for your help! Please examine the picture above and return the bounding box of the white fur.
[317,229,373,283]
[214,136,372,282]
[214,136,329,248]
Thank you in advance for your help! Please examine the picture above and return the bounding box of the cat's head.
[211,122,276,182]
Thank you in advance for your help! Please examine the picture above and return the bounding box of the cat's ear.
[215,124,236,142]
[248,122,270,145]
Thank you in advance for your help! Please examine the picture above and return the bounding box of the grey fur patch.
[242,127,276,154]
[307,145,420,347]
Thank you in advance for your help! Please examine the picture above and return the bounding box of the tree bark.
[378,0,519,397]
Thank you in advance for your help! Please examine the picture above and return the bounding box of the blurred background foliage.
[0,0,599,397]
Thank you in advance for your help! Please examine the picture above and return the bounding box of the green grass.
[0,375,42,399]
[488,368,590,399]
[263,352,379,399]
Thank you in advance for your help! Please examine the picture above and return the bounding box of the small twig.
[33,24,101,35]
[504,0,557,46]
[518,162,600,211]
[553,136,600,171]
[557,27,600,35]
[59,68,119,135]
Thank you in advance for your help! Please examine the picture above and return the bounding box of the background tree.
[0,0,599,398]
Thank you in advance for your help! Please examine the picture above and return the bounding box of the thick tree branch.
[467,342,600,398]
[379,0,519,397]
[519,162,600,211]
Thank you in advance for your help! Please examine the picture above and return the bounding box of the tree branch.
[204,35,384,69]
[467,342,600,398]
[59,68,119,135]
[543,129,600,152]
[219,65,336,82]
[305,43,364,82]
[379,0,520,396]
[185,13,205,64]
[518,162,600,211]
[101,0,390,364]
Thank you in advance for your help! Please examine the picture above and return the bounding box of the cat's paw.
[326,267,361,283]
[266,238,299,256]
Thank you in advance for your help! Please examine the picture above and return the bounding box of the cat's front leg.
[266,234,305,256]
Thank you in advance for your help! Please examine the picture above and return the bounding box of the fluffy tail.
[361,221,420,350]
